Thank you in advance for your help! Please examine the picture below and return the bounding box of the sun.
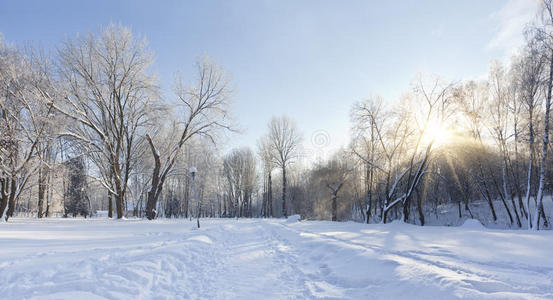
[421,120,453,148]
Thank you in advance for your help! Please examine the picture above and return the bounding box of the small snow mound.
[286,215,301,223]
[187,235,213,244]
[461,218,485,229]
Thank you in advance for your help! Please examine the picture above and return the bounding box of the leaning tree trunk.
[504,159,522,227]
[481,181,497,222]
[491,170,513,225]
[478,163,497,222]
[145,134,164,220]
[417,190,425,226]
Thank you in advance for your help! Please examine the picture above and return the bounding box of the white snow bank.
[285,214,301,223]
[461,218,486,229]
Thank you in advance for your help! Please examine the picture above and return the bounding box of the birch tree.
[530,0,553,230]
[514,41,546,228]
[487,61,519,227]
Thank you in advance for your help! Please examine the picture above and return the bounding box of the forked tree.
[266,116,302,218]
[144,56,232,220]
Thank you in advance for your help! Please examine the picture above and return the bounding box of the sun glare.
[422,121,453,148]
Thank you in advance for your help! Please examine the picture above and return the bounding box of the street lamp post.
[189,167,200,228]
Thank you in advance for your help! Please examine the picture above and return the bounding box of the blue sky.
[0,0,538,158]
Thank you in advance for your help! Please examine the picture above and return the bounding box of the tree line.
[2,2,553,230]
[0,24,232,221]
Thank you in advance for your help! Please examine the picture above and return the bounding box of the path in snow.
[0,218,552,299]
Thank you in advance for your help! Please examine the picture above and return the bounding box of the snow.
[286,214,301,223]
[461,218,486,229]
[1,218,552,299]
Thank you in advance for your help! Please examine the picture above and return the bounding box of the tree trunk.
[0,197,7,220]
[108,192,113,218]
[0,179,8,219]
[261,177,267,217]
[282,166,287,218]
[45,201,50,218]
[113,171,124,219]
[331,193,337,221]
[525,109,535,228]
[484,185,497,221]
[184,175,190,218]
[482,183,497,222]
[402,199,410,223]
[115,194,124,219]
[533,51,553,230]
[365,163,372,224]
[196,183,200,228]
[509,192,522,228]
[497,188,514,225]
[491,169,513,225]
[502,157,521,227]
[537,201,549,230]
[5,178,17,221]
[382,195,390,224]
[145,135,162,220]
[37,165,47,218]
[417,193,425,226]
[268,172,273,217]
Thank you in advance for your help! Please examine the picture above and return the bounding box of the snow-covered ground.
[1,218,552,300]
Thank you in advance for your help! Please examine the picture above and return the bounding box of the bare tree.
[314,154,350,221]
[0,40,57,221]
[454,80,500,221]
[266,116,302,218]
[487,61,519,227]
[530,0,553,230]
[351,98,410,223]
[223,147,257,217]
[54,24,159,219]
[257,136,274,217]
[144,56,232,220]
[351,96,384,223]
[514,40,546,229]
